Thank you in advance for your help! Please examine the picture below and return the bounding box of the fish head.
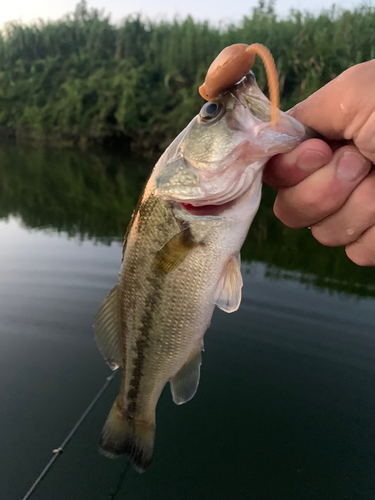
[154,72,310,207]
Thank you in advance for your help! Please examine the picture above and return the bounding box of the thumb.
[288,60,375,163]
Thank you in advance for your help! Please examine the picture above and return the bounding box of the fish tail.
[99,398,155,473]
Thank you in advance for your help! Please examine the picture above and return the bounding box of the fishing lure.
[199,43,279,125]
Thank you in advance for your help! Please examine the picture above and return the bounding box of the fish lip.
[177,198,238,217]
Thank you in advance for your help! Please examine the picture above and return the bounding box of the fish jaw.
[154,155,205,201]
[154,140,265,207]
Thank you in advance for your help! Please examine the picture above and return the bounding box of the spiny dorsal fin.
[153,226,201,273]
[93,286,122,370]
[213,254,243,313]
[170,348,202,405]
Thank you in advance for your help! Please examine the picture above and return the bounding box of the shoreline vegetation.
[1,1,375,152]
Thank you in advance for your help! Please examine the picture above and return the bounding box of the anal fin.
[213,254,243,313]
[93,285,122,370]
[170,348,202,405]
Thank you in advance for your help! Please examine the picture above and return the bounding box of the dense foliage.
[1,1,375,149]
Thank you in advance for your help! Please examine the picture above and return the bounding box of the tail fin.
[99,399,155,473]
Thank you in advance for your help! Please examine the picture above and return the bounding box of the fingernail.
[336,152,368,181]
[297,149,329,171]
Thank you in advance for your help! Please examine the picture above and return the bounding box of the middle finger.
[274,145,371,228]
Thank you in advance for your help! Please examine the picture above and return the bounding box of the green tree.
[1,2,375,150]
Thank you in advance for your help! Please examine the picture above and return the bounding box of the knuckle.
[353,172,375,215]
[346,242,375,267]
[311,225,340,247]
[273,198,304,228]
[345,246,372,266]
[316,194,340,215]
[298,189,335,219]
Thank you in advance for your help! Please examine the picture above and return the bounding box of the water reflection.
[1,142,374,297]
[1,146,375,499]
[0,144,149,243]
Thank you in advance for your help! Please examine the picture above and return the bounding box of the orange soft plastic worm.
[199,43,279,125]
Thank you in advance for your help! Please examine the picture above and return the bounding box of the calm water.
[1,144,375,500]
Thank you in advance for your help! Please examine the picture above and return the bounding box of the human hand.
[264,60,375,265]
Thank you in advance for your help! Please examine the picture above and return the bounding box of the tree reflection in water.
[1,142,374,297]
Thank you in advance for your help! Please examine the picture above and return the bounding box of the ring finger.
[311,168,375,247]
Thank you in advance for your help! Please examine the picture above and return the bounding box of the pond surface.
[1,143,375,500]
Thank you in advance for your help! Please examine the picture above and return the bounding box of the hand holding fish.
[264,61,375,265]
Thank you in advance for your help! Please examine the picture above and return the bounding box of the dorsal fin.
[93,286,123,370]
[213,254,243,313]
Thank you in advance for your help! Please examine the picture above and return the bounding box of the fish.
[93,71,311,472]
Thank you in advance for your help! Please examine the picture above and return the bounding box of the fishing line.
[22,369,119,500]
[107,459,132,500]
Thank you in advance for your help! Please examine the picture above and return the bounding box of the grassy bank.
[1,1,375,151]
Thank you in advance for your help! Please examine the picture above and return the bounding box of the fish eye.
[199,101,222,121]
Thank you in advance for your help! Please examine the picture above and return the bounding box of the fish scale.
[121,195,220,417]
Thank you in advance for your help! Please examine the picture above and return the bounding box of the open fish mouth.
[154,140,263,208]
[179,199,239,217]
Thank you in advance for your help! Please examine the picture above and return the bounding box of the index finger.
[289,60,375,163]
[264,138,332,189]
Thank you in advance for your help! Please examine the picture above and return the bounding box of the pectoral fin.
[93,286,122,370]
[170,348,202,405]
[213,254,243,313]
[153,226,201,273]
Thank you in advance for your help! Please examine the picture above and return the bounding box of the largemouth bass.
[94,72,310,472]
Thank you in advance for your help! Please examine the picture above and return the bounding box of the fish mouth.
[155,141,262,208]
[179,199,238,216]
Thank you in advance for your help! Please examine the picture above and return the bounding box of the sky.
[0,0,369,28]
